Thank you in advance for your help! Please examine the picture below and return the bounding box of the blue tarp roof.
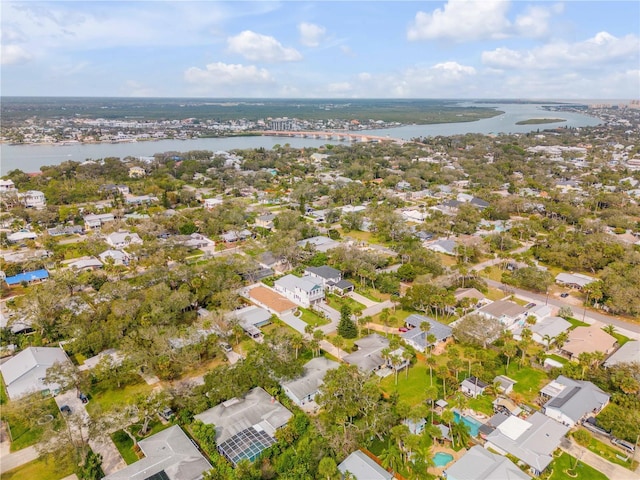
[5,269,49,285]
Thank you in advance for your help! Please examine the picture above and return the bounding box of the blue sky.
[1,1,638,98]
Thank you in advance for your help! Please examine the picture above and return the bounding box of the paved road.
[0,443,38,474]
[362,300,395,318]
[484,279,640,337]
[560,437,640,480]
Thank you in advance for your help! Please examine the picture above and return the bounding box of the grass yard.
[545,354,568,365]
[574,430,638,470]
[468,395,494,416]
[111,420,172,465]
[608,331,631,347]
[325,294,365,314]
[1,452,76,480]
[298,307,331,327]
[505,363,550,403]
[565,317,590,329]
[86,380,154,417]
[4,397,62,451]
[380,363,434,406]
[0,373,7,405]
[545,452,608,480]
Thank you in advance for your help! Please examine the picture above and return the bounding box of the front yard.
[544,452,608,480]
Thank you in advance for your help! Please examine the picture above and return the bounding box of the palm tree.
[427,334,437,356]
[542,334,553,351]
[379,444,402,475]
[441,408,454,445]
[425,355,437,386]
[290,334,304,359]
[555,331,569,350]
[578,352,592,380]
[403,349,413,380]
[502,341,517,374]
[603,324,616,337]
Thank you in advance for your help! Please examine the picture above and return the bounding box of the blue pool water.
[433,452,454,467]
[453,411,482,437]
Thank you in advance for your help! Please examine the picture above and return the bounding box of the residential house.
[203,197,224,209]
[255,213,276,229]
[484,412,570,475]
[194,387,293,466]
[0,347,71,400]
[304,266,354,295]
[228,306,272,340]
[444,445,531,480]
[220,229,252,243]
[460,376,489,398]
[125,194,158,206]
[247,286,298,316]
[561,326,617,360]
[47,225,84,237]
[103,425,212,480]
[603,341,640,368]
[426,238,458,256]
[476,300,527,328]
[257,251,286,273]
[453,287,487,306]
[83,213,115,230]
[128,166,146,178]
[338,450,393,480]
[517,316,571,346]
[4,269,49,286]
[99,249,130,266]
[0,179,16,192]
[274,274,324,308]
[281,357,340,407]
[540,376,610,427]
[401,314,452,352]
[493,375,517,394]
[555,272,597,290]
[297,236,340,253]
[20,190,46,209]
[106,231,143,249]
[7,230,37,243]
[66,257,103,271]
[343,334,408,374]
[403,417,427,435]
[100,184,130,195]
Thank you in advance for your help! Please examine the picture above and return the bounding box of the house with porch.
[539,376,610,427]
[281,357,339,407]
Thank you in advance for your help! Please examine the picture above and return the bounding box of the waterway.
[1,103,601,174]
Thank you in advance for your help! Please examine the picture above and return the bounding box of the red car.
[398,327,409,332]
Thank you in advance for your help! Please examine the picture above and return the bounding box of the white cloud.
[184,62,273,86]
[1,44,32,65]
[227,30,302,62]
[482,32,640,69]
[298,22,326,47]
[514,4,561,38]
[408,0,511,42]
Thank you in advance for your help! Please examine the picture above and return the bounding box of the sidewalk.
[0,443,38,474]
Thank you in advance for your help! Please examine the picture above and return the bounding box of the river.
[1,103,601,174]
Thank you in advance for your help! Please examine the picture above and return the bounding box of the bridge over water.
[257,130,407,145]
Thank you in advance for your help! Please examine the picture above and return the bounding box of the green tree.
[338,305,357,339]
[318,457,338,480]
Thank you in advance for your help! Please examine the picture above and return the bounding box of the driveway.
[362,300,395,318]
[0,442,38,474]
[560,437,640,480]
[54,390,126,476]
[279,312,308,334]
[348,292,379,308]
[319,340,349,360]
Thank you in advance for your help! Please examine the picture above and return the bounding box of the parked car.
[78,393,89,404]
[525,302,536,309]
[220,342,232,353]
[398,327,409,333]
[611,437,636,453]
[60,405,71,414]
[560,293,569,298]
[159,407,174,421]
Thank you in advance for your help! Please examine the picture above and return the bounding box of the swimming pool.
[453,411,482,437]
[433,452,454,467]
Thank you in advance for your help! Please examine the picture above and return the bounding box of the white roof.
[0,347,70,400]
[498,415,531,440]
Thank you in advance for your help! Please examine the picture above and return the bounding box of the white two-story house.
[274,274,324,308]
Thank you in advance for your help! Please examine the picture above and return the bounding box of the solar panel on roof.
[145,471,170,480]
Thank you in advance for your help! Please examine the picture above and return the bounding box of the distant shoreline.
[515,118,567,125]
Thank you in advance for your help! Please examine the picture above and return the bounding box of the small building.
[561,326,617,360]
[444,445,531,480]
[555,272,597,290]
[103,425,212,480]
[228,306,272,340]
[401,314,452,352]
[128,166,146,178]
[493,375,517,394]
[83,213,115,230]
[255,213,276,229]
[484,412,570,476]
[343,334,409,374]
[603,341,640,368]
[274,274,324,308]
[105,231,143,249]
[203,197,224,210]
[460,376,489,398]
[476,300,527,327]
[281,357,340,407]
[296,236,340,253]
[99,249,130,266]
[47,225,84,237]
[453,287,487,305]
[194,387,293,467]
[519,316,571,346]
[66,257,103,271]
[4,269,49,286]
[0,347,71,400]
[540,376,610,427]
[338,450,393,480]
[426,238,458,256]
[403,418,427,435]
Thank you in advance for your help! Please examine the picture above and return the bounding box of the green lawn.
[4,397,62,451]
[380,363,435,405]
[574,430,638,470]
[545,354,568,365]
[505,363,550,403]
[112,420,172,465]
[1,453,76,480]
[86,380,154,417]
[545,452,608,480]
[608,331,631,347]
[298,307,330,327]
[326,294,365,313]
[565,317,590,329]
[468,395,494,416]
[0,373,7,405]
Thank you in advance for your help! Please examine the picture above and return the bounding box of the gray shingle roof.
[444,445,530,480]
[403,314,453,347]
[338,450,393,480]
[603,341,640,367]
[281,357,339,404]
[305,266,341,280]
[0,347,70,400]
[275,274,322,294]
[542,375,610,423]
